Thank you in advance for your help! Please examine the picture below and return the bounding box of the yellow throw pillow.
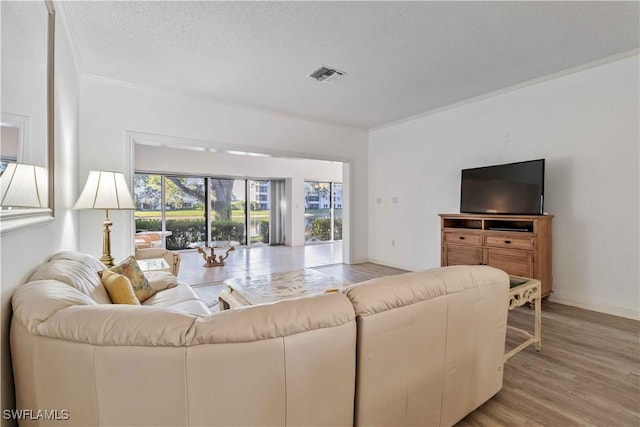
[103,255,157,303]
[101,270,140,305]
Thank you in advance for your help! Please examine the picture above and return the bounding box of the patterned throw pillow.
[100,270,140,305]
[103,256,157,303]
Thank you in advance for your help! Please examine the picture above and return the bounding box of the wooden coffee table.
[218,269,345,310]
[505,275,542,362]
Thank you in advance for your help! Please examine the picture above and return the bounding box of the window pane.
[164,176,206,250]
[210,178,246,244]
[249,180,269,245]
[305,181,332,242]
[134,173,162,233]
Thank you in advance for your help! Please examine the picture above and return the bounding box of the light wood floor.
[180,244,640,425]
[461,302,640,427]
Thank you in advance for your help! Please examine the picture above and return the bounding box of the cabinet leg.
[534,291,542,351]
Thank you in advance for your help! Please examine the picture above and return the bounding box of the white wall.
[0,8,80,423]
[1,58,46,165]
[78,78,368,263]
[1,1,47,167]
[369,54,639,319]
[135,144,342,246]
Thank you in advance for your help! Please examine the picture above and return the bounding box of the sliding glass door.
[135,173,276,249]
[134,174,163,233]
[134,174,206,250]
[333,183,343,241]
[304,181,342,243]
[249,180,270,245]
[210,178,246,243]
[164,176,206,249]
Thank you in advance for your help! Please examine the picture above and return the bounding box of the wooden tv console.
[439,213,553,298]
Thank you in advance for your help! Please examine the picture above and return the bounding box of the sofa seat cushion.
[143,271,179,292]
[167,300,210,316]
[143,283,208,314]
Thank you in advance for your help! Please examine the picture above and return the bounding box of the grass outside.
[304,208,342,217]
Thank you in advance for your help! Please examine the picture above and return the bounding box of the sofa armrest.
[135,248,181,276]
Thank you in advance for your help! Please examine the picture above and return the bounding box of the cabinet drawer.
[485,234,534,250]
[444,232,482,245]
[485,248,533,278]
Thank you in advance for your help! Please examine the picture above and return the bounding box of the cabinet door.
[485,248,534,277]
[443,244,483,266]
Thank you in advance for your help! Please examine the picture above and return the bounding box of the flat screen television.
[460,159,545,215]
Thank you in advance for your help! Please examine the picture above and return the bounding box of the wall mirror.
[0,1,55,233]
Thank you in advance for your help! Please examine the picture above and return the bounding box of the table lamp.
[0,163,49,208]
[73,171,135,267]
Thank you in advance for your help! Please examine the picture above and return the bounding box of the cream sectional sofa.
[11,251,509,427]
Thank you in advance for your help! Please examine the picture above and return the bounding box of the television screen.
[460,159,545,215]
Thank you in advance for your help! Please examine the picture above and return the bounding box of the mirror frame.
[0,1,55,234]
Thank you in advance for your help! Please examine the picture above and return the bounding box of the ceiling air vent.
[308,66,346,84]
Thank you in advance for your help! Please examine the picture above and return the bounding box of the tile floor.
[178,242,344,307]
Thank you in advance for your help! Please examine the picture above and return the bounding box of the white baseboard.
[366,258,417,272]
[346,258,369,265]
[549,295,640,321]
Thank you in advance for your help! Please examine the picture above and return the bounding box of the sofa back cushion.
[28,251,112,304]
[12,280,98,332]
[188,292,354,344]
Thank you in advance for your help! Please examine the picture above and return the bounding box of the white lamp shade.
[0,163,49,208]
[73,171,135,210]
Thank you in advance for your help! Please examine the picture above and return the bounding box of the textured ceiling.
[63,1,639,129]
[2,1,48,64]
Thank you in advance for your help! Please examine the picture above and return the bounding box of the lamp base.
[101,211,114,267]
[101,254,114,268]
